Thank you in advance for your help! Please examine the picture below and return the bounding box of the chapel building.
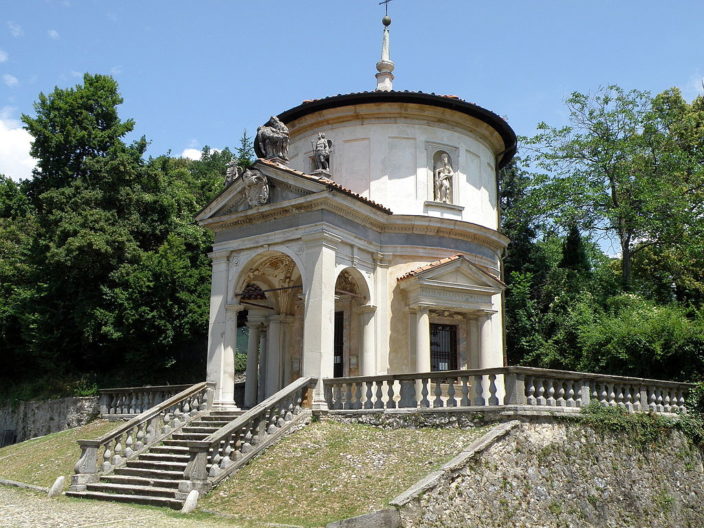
[196,16,517,409]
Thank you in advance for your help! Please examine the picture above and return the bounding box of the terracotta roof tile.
[397,254,505,286]
[397,255,464,281]
[257,158,392,214]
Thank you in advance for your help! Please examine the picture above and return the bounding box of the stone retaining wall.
[0,396,99,446]
[396,420,704,527]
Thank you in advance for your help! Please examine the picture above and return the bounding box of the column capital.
[208,251,230,264]
[301,229,341,250]
[225,304,245,313]
[373,252,392,267]
[354,304,377,315]
[267,314,294,324]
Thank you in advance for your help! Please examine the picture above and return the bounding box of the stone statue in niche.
[242,168,270,207]
[224,159,241,187]
[312,132,333,174]
[255,116,289,162]
[433,151,454,204]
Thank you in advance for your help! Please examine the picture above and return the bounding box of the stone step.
[86,482,177,499]
[113,467,185,480]
[180,426,221,434]
[100,474,181,489]
[126,460,187,472]
[65,490,182,510]
[170,432,210,440]
[138,452,191,463]
[149,445,190,454]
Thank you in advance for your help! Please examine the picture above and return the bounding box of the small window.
[430,324,457,371]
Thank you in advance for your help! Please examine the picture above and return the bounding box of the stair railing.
[179,377,316,497]
[70,381,213,491]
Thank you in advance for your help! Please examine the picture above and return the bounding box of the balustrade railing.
[70,381,211,491]
[179,377,316,497]
[98,384,193,418]
[324,367,691,414]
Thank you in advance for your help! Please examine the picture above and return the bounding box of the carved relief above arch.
[234,251,303,315]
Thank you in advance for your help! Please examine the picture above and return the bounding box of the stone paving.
[0,486,259,528]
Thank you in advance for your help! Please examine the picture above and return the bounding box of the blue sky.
[1,0,703,182]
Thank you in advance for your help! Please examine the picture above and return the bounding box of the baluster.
[460,376,470,407]
[473,376,485,406]
[608,384,617,407]
[433,378,444,408]
[135,422,146,451]
[626,386,635,412]
[146,416,157,443]
[663,390,672,413]
[374,381,384,409]
[241,423,254,453]
[386,381,397,409]
[679,393,687,413]
[330,384,340,410]
[102,439,114,472]
[656,389,664,413]
[285,396,294,421]
[575,381,583,407]
[124,429,134,458]
[420,378,430,408]
[615,386,624,408]
[364,381,373,409]
[566,382,575,407]
[526,377,536,406]
[555,382,565,407]
[488,375,499,406]
[354,383,363,410]
[546,381,556,406]
[536,379,546,406]
[113,435,123,466]
[598,384,608,406]
[648,389,657,412]
[446,378,457,407]
[591,383,599,405]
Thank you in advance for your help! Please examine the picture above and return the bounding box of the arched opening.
[333,268,372,378]
[235,251,304,407]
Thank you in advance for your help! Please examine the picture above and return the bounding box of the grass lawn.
[0,419,117,488]
[201,419,487,527]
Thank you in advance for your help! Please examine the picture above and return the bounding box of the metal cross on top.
[379,0,392,16]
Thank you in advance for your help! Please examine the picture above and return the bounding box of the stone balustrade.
[179,377,316,497]
[98,384,193,419]
[70,382,212,491]
[323,366,692,414]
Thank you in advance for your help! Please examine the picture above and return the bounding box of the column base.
[211,400,241,412]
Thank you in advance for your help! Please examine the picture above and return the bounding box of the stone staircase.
[66,411,241,509]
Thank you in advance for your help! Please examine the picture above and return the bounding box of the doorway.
[334,311,344,377]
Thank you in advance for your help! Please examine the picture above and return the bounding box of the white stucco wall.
[286,102,502,230]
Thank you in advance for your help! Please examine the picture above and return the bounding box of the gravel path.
[0,487,256,528]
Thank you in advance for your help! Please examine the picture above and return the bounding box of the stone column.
[357,305,377,376]
[478,313,494,369]
[374,253,391,373]
[301,230,339,408]
[264,315,284,398]
[415,307,431,374]
[257,328,268,403]
[213,304,243,410]
[244,313,266,408]
[469,316,481,369]
[281,316,294,387]
[205,252,229,406]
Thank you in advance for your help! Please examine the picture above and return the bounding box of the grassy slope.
[0,420,116,487]
[201,420,487,527]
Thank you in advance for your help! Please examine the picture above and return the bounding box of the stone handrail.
[98,384,193,418]
[70,381,212,491]
[179,377,316,497]
[323,367,692,414]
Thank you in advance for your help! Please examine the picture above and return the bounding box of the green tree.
[523,85,704,290]
[22,74,135,205]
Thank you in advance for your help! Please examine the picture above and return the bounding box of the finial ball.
[382,15,391,27]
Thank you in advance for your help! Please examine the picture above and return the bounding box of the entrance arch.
[333,268,374,377]
[235,251,304,407]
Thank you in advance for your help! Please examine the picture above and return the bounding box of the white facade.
[197,92,516,409]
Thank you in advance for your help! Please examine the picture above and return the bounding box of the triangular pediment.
[196,161,326,223]
[400,255,505,293]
